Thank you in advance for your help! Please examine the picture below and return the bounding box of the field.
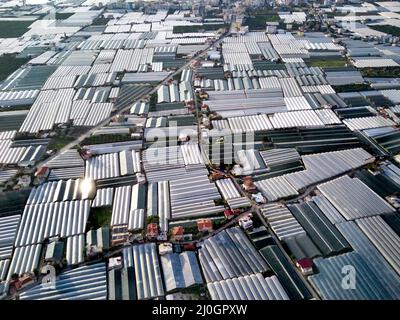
[55,12,75,20]
[307,58,347,68]
[332,83,372,93]
[245,14,280,30]
[369,24,400,36]
[361,66,400,78]
[81,134,132,146]
[0,54,30,81]
[0,20,33,38]
[47,135,76,151]
[87,207,112,229]
[173,24,229,33]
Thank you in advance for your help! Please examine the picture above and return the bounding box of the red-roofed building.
[147,223,159,240]
[224,209,235,219]
[170,226,184,241]
[296,258,314,275]
[35,166,49,178]
[197,219,213,233]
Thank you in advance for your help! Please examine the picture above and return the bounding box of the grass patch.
[173,24,229,33]
[47,135,75,151]
[332,83,372,93]
[149,92,158,107]
[245,7,281,30]
[307,58,347,68]
[369,25,400,36]
[87,206,112,229]
[0,54,30,81]
[146,215,159,224]
[81,134,132,146]
[361,66,400,78]
[0,20,32,38]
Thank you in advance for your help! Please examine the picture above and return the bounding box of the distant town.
[0,0,399,301]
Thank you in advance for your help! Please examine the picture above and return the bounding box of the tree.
[146,215,159,224]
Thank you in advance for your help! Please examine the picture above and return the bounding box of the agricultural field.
[0,54,30,81]
[87,207,113,229]
[245,14,281,30]
[369,24,400,36]
[361,66,400,78]
[0,20,33,38]
[173,24,230,33]
[332,83,372,93]
[307,58,347,68]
